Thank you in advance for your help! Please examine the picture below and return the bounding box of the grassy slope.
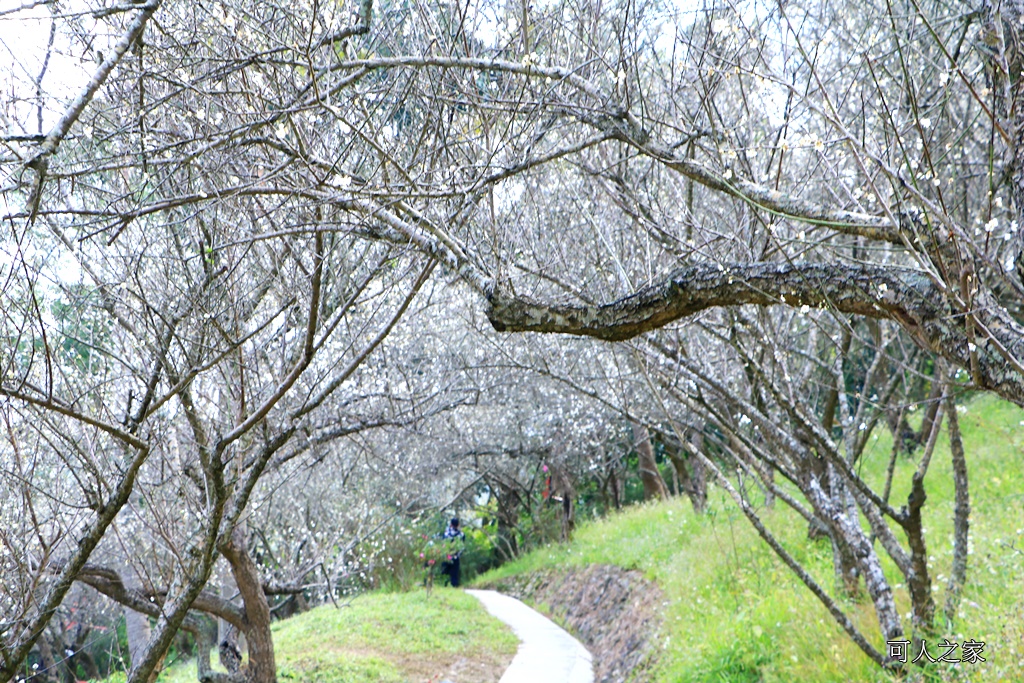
[478,394,1024,683]
[154,589,517,683]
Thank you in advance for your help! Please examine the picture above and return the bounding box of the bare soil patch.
[396,650,511,683]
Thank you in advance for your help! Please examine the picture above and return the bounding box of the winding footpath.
[466,589,594,683]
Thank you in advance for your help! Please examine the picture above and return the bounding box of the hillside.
[477,395,1024,683]
[149,590,517,683]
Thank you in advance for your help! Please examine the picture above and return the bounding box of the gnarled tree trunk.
[494,481,521,562]
[631,423,669,501]
[667,431,707,514]
[215,526,276,683]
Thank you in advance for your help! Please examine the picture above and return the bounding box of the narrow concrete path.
[466,589,594,683]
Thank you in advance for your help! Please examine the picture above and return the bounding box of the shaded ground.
[389,650,511,683]
[479,564,664,683]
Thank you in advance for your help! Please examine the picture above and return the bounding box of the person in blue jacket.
[441,518,466,587]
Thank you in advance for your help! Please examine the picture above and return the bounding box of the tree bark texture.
[547,465,577,541]
[667,428,708,513]
[805,476,903,641]
[217,527,276,683]
[631,423,669,501]
[943,394,970,625]
[825,469,863,598]
[488,262,1024,406]
[495,482,521,561]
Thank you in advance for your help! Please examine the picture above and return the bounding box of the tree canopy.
[3,0,1023,679]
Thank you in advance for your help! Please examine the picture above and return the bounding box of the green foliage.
[458,524,497,581]
[478,394,1024,683]
[49,285,111,373]
[89,615,131,678]
[340,513,497,593]
[417,530,464,588]
[418,533,462,568]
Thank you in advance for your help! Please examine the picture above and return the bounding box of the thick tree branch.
[74,566,216,630]
[488,262,936,340]
[943,390,970,625]
[487,261,1024,405]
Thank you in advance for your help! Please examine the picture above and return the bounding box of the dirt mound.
[481,564,663,683]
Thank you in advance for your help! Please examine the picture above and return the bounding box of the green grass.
[153,589,517,683]
[477,394,1024,683]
